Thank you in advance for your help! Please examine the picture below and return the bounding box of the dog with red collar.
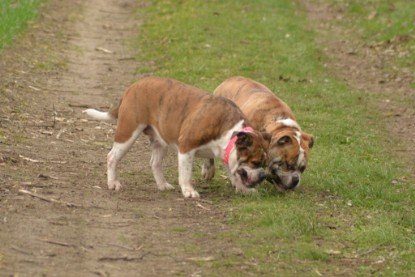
[212,76,314,190]
[83,77,271,198]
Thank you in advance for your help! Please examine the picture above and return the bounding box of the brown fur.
[112,77,250,153]
[214,76,314,190]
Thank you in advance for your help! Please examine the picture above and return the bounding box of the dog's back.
[214,76,295,130]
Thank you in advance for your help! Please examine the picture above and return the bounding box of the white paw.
[108,180,122,191]
[201,164,215,181]
[235,186,257,194]
[182,188,200,198]
[158,182,175,191]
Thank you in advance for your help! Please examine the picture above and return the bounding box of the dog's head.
[267,129,314,190]
[231,130,271,188]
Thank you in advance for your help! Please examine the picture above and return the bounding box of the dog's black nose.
[259,171,266,182]
[291,174,300,188]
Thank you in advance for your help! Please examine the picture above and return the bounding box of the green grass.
[324,0,415,85]
[134,0,415,275]
[0,0,44,49]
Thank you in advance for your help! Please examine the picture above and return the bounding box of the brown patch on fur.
[236,131,270,167]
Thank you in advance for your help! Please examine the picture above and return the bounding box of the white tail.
[83,109,115,122]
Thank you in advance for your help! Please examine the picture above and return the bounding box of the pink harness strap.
[223,127,254,165]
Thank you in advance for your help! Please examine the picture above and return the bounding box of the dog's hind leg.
[107,125,145,190]
[178,151,199,198]
[201,158,215,181]
[149,138,175,191]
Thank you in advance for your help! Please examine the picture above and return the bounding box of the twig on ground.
[196,202,210,211]
[107,243,143,251]
[197,199,213,205]
[18,189,82,208]
[96,47,114,54]
[98,251,176,263]
[19,155,41,163]
[56,128,66,139]
[38,173,59,180]
[38,238,74,247]
[53,104,56,128]
[28,85,41,91]
[68,103,90,108]
[98,253,149,262]
[19,155,67,164]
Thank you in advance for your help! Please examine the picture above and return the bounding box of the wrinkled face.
[267,131,314,190]
[234,131,271,187]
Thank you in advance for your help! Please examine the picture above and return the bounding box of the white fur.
[294,131,305,168]
[83,109,115,122]
[107,126,145,190]
[276,117,301,130]
[178,151,199,198]
[195,120,245,160]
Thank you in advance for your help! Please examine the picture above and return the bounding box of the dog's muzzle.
[267,171,300,190]
[237,168,267,188]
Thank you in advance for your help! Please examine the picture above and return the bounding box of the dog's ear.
[235,132,253,148]
[302,133,314,149]
[277,135,292,145]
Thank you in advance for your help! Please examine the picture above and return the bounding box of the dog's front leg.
[178,152,199,198]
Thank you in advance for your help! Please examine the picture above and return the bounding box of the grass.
[134,0,415,275]
[0,0,44,50]
[324,0,415,87]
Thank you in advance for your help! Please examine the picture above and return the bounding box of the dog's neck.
[223,126,254,165]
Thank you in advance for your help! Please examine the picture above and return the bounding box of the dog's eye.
[299,166,306,173]
[287,164,295,171]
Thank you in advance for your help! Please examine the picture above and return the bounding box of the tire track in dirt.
[0,1,241,276]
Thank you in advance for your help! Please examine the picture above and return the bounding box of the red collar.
[223,127,254,165]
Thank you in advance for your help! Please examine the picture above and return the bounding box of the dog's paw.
[182,188,200,198]
[158,182,175,191]
[201,162,215,181]
[108,180,122,191]
[235,186,257,194]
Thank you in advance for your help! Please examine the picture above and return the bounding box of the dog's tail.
[83,99,120,122]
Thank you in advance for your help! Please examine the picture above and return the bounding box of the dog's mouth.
[266,173,299,191]
[236,168,265,188]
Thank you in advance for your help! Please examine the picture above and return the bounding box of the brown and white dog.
[211,76,314,190]
[83,77,271,198]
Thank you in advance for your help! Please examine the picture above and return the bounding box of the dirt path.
[0,1,239,276]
